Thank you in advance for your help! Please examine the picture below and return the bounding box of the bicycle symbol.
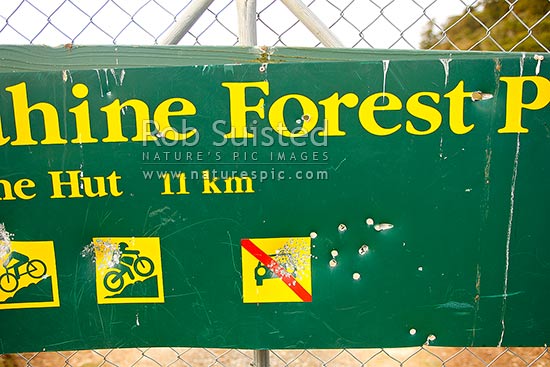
[0,251,47,293]
[103,242,155,292]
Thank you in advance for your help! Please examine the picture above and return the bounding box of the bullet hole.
[310,231,318,239]
[330,249,339,257]
[418,266,423,271]
[358,244,369,255]
[374,223,393,232]
[338,224,347,232]
[302,114,310,121]
[329,259,338,267]
[471,91,494,101]
[352,272,361,280]
[409,328,417,336]
[428,334,437,342]
[366,218,374,226]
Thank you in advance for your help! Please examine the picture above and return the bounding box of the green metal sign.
[0,46,549,353]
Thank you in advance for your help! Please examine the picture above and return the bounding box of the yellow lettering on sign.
[498,76,550,133]
[222,81,269,139]
[6,82,67,146]
[444,81,475,134]
[268,94,319,137]
[358,92,402,136]
[406,92,442,135]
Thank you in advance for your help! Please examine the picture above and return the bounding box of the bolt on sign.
[1,46,550,353]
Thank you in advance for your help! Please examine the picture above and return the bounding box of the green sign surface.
[0,46,549,353]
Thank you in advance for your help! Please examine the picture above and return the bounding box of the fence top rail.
[0,45,547,72]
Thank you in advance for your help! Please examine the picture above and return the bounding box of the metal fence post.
[158,0,215,45]
[254,350,270,367]
[236,0,257,46]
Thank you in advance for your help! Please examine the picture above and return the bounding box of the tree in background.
[421,0,550,51]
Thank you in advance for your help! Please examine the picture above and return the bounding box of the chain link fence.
[0,0,548,50]
[1,0,549,366]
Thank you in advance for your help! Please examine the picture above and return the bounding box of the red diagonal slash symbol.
[241,239,312,302]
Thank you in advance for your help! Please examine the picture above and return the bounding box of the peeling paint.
[440,58,452,87]
[81,238,122,269]
[0,223,13,260]
[382,59,390,101]
[498,133,521,347]
[374,223,393,232]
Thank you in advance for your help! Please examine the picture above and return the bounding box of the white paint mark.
[409,328,417,336]
[309,231,317,239]
[95,69,104,97]
[338,224,347,233]
[498,133,521,347]
[79,164,84,190]
[103,69,109,89]
[439,136,444,159]
[330,249,339,257]
[358,244,369,255]
[382,60,390,102]
[534,54,544,75]
[0,223,13,260]
[374,223,393,232]
[520,52,526,76]
[352,272,361,280]
[119,69,126,85]
[366,218,374,226]
[465,188,472,193]
[109,69,118,86]
[62,70,68,82]
[440,58,452,87]
[136,313,140,327]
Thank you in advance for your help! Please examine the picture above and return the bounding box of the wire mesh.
[0,0,547,51]
[0,0,549,366]
[1,346,550,366]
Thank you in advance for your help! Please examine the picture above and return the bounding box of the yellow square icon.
[241,237,312,303]
[93,237,164,304]
[0,241,60,310]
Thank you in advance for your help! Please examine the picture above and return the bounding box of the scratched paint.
[0,46,549,352]
[0,223,12,260]
[81,238,121,269]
